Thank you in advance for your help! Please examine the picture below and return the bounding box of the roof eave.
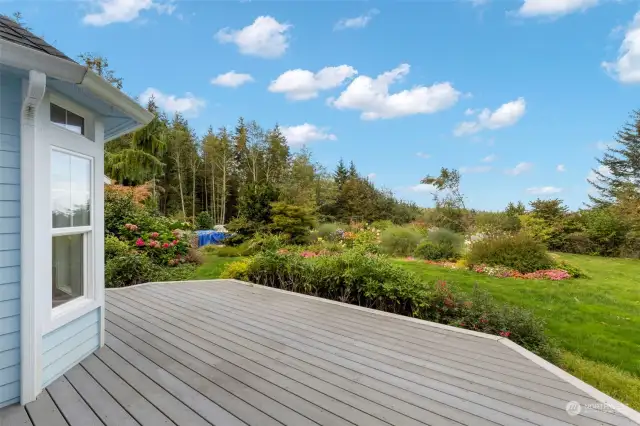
[0,39,154,138]
[79,71,154,134]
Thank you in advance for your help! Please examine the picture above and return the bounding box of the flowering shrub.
[471,264,571,280]
[105,190,197,287]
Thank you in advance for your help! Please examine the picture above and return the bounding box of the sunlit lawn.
[195,251,640,409]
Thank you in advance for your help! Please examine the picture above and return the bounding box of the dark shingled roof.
[0,14,74,62]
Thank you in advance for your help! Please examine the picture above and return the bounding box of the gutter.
[0,39,154,129]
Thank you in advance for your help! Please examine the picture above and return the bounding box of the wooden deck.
[1,279,638,426]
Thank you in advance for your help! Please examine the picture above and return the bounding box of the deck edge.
[499,338,640,424]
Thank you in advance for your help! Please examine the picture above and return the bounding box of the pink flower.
[172,239,179,245]
[150,232,160,239]
[135,238,145,247]
[499,331,511,338]
[125,224,139,231]
[148,240,158,248]
[163,243,170,248]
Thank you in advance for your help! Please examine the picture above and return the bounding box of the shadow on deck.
[1,279,638,426]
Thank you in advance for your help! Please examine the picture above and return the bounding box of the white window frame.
[49,148,95,327]
[33,91,105,336]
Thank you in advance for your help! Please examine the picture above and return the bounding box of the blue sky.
[7,0,640,210]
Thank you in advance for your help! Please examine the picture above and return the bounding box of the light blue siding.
[0,71,22,409]
[42,308,100,388]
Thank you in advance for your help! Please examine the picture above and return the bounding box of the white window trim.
[40,95,104,336]
[21,78,106,404]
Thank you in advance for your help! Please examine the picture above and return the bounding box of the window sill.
[43,297,101,335]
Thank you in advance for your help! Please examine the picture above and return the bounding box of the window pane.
[66,110,85,135]
[70,156,91,226]
[52,234,84,308]
[52,151,91,228]
[50,103,66,129]
[51,150,72,228]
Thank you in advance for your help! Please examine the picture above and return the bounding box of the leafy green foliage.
[195,211,213,230]
[104,190,197,287]
[268,202,316,244]
[519,214,554,245]
[414,228,464,260]
[414,240,450,260]
[370,220,393,231]
[380,226,422,256]
[581,208,630,256]
[105,236,130,259]
[315,223,342,240]
[474,211,520,234]
[220,259,250,280]
[466,234,554,273]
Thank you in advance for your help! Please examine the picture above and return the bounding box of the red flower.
[150,232,160,238]
[162,243,170,248]
[135,238,145,247]
[172,239,179,245]
[499,331,511,338]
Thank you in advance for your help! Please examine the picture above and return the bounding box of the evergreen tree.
[505,201,526,216]
[105,97,167,186]
[334,159,349,188]
[589,110,640,206]
[348,160,358,179]
[78,53,123,89]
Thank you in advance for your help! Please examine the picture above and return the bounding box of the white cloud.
[83,0,175,26]
[215,16,291,59]
[416,152,431,159]
[557,164,566,172]
[330,64,461,120]
[280,123,337,146]
[526,186,563,195]
[269,66,357,100]
[460,165,492,174]
[334,9,379,30]
[139,88,205,116]
[464,108,477,116]
[517,0,599,18]
[481,154,497,163]
[410,183,439,193]
[454,97,526,136]
[602,12,640,83]
[211,71,254,88]
[367,173,376,180]
[505,162,533,176]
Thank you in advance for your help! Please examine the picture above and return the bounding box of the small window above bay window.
[50,103,85,135]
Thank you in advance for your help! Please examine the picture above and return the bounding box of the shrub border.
[107,279,640,423]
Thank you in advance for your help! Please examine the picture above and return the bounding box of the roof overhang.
[0,39,154,140]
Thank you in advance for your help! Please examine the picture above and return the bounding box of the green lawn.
[194,252,640,409]
[192,255,242,280]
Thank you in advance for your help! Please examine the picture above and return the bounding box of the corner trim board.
[20,70,46,404]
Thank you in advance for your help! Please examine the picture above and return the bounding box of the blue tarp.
[196,230,228,247]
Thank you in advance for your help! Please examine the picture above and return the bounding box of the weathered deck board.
[1,279,638,426]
